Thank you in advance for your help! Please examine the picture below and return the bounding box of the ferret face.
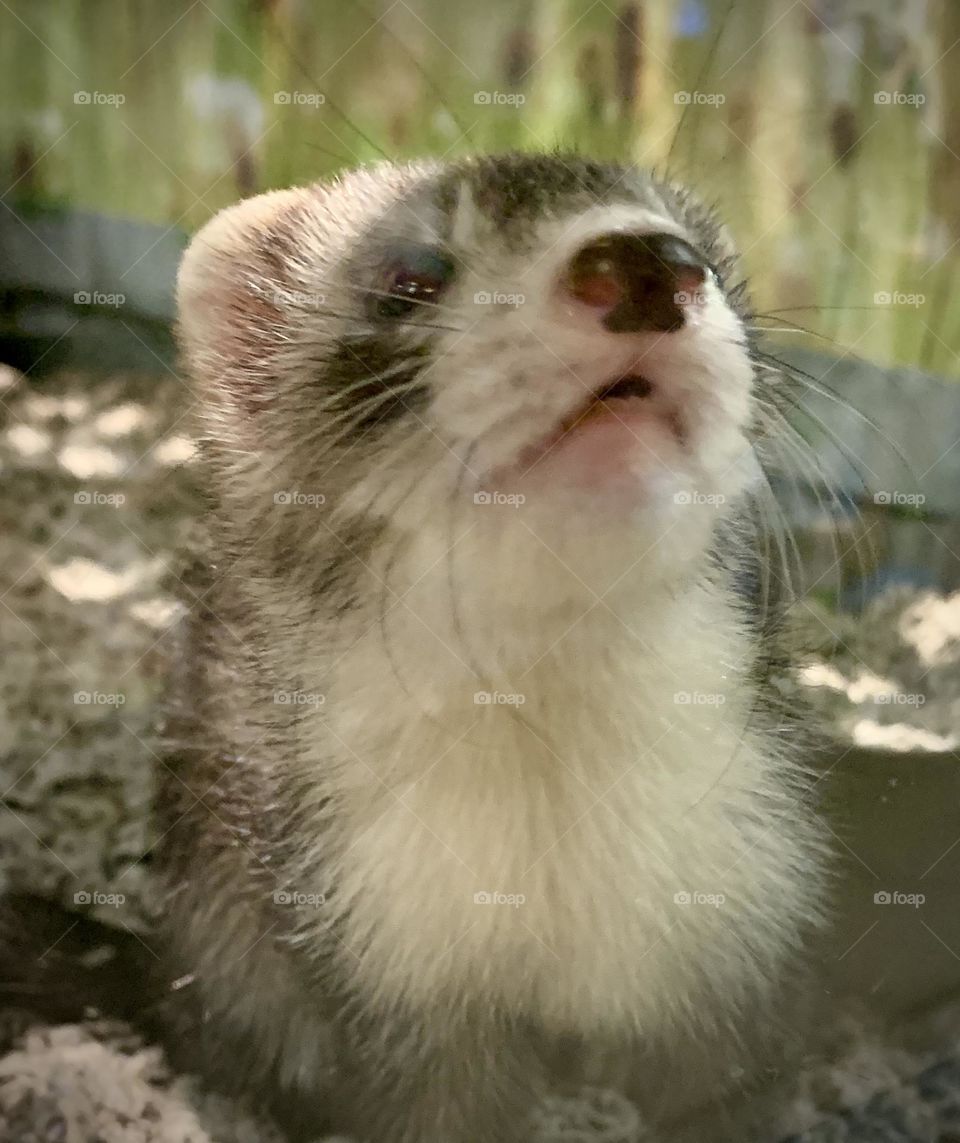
[178,154,762,607]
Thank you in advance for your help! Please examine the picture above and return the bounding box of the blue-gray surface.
[794,1058,960,1141]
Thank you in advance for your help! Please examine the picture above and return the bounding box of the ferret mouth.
[555,371,687,448]
[558,372,657,434]
[502,369,686,478]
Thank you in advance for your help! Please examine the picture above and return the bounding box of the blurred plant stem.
[1,0,955,376]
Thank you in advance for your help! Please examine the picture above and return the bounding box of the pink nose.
[563,232,708,333]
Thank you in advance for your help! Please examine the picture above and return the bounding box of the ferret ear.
[176,186,315,417]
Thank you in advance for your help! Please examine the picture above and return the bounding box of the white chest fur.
[290,585,817,1038]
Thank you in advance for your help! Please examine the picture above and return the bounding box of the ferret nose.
[563,232,709,333]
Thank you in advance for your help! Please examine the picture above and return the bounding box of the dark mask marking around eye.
[322,337,432,438]
[368,243,456,321]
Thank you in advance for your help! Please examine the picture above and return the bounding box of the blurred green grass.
[2,0,958,376]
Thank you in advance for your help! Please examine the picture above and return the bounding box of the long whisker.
[754,348,917,481]
[266,10,390,161]
[266,297,464,337]
[293,140,356,167]
[749,352,884,607]
[358,289,467,323]
[445,441,481,676]
[352,0,473,144]
[746,415,803,613]
[372,461,496,743]
[746,320,847,351]
[313,364,431,414]
[754,365,879,582]
[758,408,848,599]
[275,377,433,475]
[256,263,471,326]
[323,279,469,324]
[754,305,886,316]
[666,0,737,169]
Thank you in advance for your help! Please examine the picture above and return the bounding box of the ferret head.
[178,154,763,628]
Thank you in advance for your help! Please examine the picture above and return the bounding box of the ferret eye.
[371,245,456,320]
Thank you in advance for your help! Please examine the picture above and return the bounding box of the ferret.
[158,152,829,1142]
[17,153,831,1143]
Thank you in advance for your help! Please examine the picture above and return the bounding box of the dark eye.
[371,245,456,320]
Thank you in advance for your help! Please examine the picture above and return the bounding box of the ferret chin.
[163,152,828,1143]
